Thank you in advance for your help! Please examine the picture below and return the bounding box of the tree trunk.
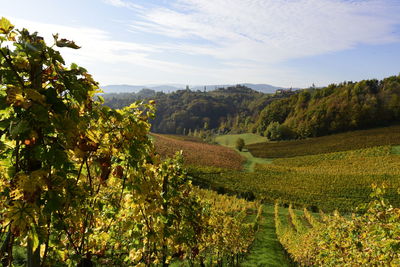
[27,238,41,267]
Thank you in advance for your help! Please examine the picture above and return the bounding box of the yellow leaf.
[0,17,14,34]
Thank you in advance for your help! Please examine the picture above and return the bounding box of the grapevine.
[0,17,260,266]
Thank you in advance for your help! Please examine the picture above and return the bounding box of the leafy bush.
[236,138,245,151]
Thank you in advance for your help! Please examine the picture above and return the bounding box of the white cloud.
[3,17,218,85]
[3,0,400,87]
[129,0,400,63]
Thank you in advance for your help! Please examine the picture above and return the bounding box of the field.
[214,133,268,147]
[247,125,400,158]
[190,146,400,211]
[215,133,272,171]
[6,16,400,266]
[157,134,206,143]
[151,133,245,170]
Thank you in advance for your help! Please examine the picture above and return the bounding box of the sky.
[1,0,400,88]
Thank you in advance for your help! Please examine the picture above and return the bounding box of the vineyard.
[152,133,245,170]
[247,125,400,158]
[190,145,400,211]
[274,186,400,265]
[2,16,400,267]
[0,19,259,266]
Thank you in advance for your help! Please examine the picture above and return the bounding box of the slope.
[247,125,400,158]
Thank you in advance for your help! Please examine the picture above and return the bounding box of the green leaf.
[55,38,80,49]
[30,104,49,123]
[0,17,14,34]
[48,48,65,64]
[44,191,63,213]
[44,88,67,113]
[10,119,29,138]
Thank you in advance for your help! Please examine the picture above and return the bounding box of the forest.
[254,78,400,139]
[104,76,400,141]
[103,86,295,135]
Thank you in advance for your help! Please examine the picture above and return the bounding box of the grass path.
[237,150,273,172]
[241,205,292,267]
[214,134,291,265]
[392,145,400,155]
[214,134,272,172]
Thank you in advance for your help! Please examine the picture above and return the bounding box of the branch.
[56,212,80,255]
[85,157,93,196]
[75,157,85,186]
[0,227,11,257]
[40,218,51,267]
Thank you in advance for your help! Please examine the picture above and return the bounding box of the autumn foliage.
[0,18,258,266]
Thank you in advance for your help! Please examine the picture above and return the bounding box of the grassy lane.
[215,134,272,172]
[241,205,292,267]
[392,145,400,155]
[237,150,273,172]
[212,135,290,265]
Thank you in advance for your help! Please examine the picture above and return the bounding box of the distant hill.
[101,84,180,93]
[101,83,294,94]
[244,83,288,93]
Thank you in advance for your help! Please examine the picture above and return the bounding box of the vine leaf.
[0,17,14,34]
[53,33,80,49]
[56,39,80,49]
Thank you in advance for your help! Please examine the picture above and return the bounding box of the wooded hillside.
[104,75,400,140]
[103,85,295,135]
[254,76,400,139]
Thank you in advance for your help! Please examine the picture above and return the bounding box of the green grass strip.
[241,205,293,267]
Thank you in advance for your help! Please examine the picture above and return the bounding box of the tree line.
[253,77,400,140]
[103,85,294,136]
[105,75,400,141]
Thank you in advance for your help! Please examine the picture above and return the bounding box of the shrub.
[236,138,245,151]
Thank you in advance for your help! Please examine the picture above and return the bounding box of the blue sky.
[1,0,400,88]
